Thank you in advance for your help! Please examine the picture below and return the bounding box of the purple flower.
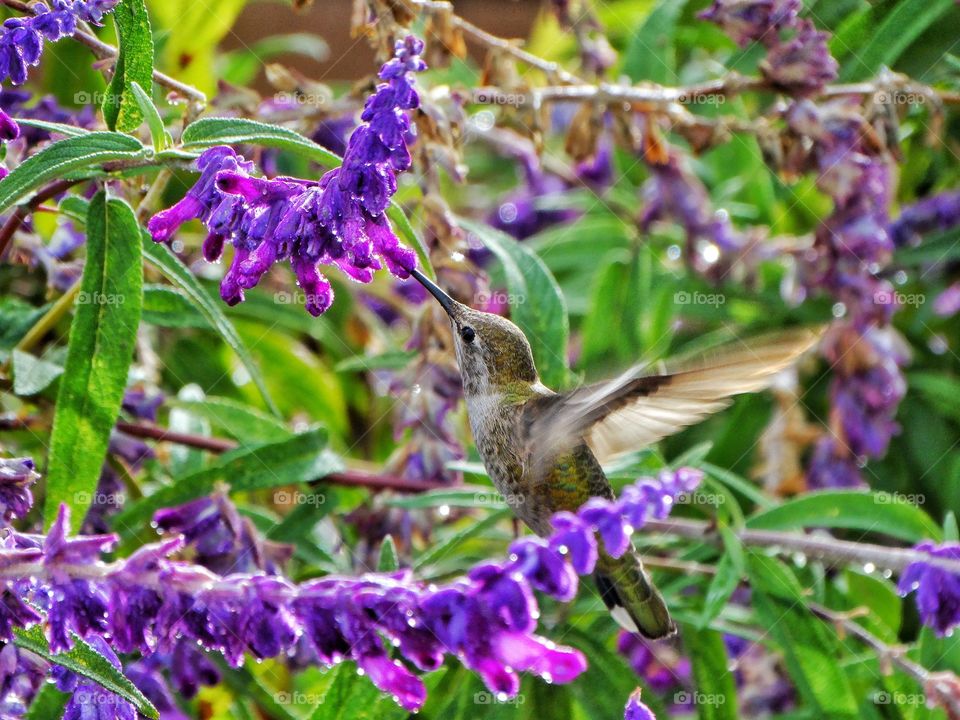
[0,467,696,713]
[934,283,960,318]
[0,457,38,522]
[761,20,838,95]
[0,1,118,92]
[698,0,801,46]
[618,632,690,693]
[899,542,960,637]
[0,107,18,140]
[889,190,960,247]
[148,37,425,315]
[0,645,46,717]
[624,689,658,720]
[55,636,136,720]
[153,492,292,575]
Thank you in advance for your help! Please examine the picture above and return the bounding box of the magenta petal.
[358,655,426,711]
[147,197,204,242]
[493,632,587,684]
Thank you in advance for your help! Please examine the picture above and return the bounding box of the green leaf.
[114,429,338,530]
[378,535,400,571]
[103,0,155,132]
[172,396,293,443]
[387,486,507,510]
[458,218,570,388]
[23,683,69,720]
[14,626,158,718]
[142,232,280,415]
[622,0,688,84]
[0,133,145,214]
[748,559,859,718]
[14,118,91,138]
[580,253,641,371]
[698,552,741,627]
[838,0,956,80]
[12,349,64,396]
[181,117,342,168]
[306,663,409,720]
[681,625,738,720]
[746,490,942,543]
[130,81,172,151]
[414,508,511,571]
[142,284,210,328]
[335,350,417,372]
[44,193,143,529]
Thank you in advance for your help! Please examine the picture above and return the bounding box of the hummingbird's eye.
[460,326,476,344]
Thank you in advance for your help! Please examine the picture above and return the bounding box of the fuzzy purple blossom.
[148,36,425,316]
[898,542,960,637]
[0,1,118,140]
[618,632,690,693]
[624,689,658,720]
[0,457,37,522]
[889,189,960,248]
[698,0,801,46]
[934,283,960,318]
[0,465,700,712]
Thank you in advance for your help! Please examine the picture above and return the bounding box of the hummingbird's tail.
[595,551,675,639]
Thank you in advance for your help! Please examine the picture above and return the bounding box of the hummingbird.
[408,267,818,638]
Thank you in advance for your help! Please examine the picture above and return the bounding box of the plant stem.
[0,179,82,261]
[645,517,960,575]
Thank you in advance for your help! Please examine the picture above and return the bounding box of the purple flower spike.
[148,36,425,315]
[761,20,838,95]
[899,542,960,637]
[890,190,960,248]
[934,283,960,318]
[580,500,632,558]
[549,512,598,574]
[698,0,801,47]
[0,457,38,522]
[624,689,658,720]
[0,1,119,91]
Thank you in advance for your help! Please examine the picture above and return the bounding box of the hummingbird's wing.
[523,328,820,468]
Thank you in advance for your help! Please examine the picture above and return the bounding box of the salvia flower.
[0,0,119,143]
[0,466,700,712]
[698,0,801,47]
[0,457,38,522]
[760,20,837,95]
[625,689,658,720]
[898,542,960,637]
[889,189,960,248]
[148,36,425,315]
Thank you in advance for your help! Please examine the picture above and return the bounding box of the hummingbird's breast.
[466,388,612,536]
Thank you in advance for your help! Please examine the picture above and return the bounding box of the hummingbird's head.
[409,268,539,396]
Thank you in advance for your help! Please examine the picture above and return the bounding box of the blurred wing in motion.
[523,328,821,469]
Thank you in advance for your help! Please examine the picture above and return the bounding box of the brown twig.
[114,421,446,493]
[645,517,960,576]
[0,0,206,105]
[0,178,83,262]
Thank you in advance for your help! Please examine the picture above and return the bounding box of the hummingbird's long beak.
[409,267,458,319]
